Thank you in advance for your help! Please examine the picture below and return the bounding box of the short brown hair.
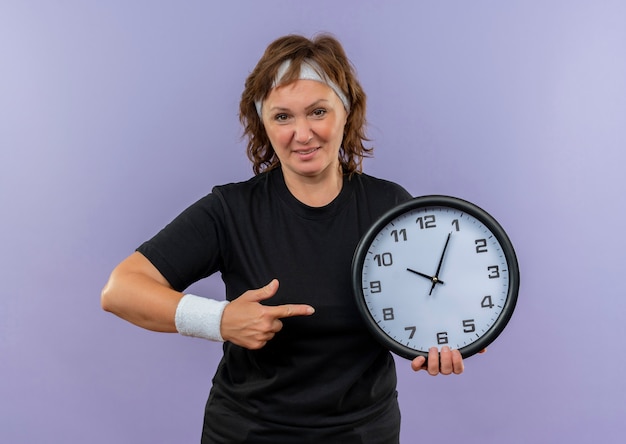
[239,34,371,175]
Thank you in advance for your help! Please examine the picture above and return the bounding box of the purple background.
[1,1,625,443]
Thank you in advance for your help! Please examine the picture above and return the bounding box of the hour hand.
[406,268,445,285]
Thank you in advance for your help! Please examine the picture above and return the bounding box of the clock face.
[352,196,519,360]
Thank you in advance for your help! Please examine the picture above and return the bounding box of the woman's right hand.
[220,279,315,349]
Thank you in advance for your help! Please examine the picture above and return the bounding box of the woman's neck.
[281,164,344,207]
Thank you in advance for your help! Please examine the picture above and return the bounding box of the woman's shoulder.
[351,172,413,201]
[208,170,273,201]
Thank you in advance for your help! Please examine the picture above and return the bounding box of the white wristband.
[174,294,229,342]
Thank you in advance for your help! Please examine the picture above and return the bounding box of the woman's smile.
[293,146,320,157]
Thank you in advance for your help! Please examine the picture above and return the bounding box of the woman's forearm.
[101,252,182,332]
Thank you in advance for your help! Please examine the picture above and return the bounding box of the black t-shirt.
[137,168,412,437]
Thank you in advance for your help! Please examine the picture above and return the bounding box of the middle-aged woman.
[102,33,468,443]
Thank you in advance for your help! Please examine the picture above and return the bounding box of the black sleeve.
[358,174,413,218]
[136,192,225,292]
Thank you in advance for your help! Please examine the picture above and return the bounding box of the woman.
[101,34,465,443]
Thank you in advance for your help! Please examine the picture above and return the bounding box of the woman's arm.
[100,251,183,332]
[101,253,314,345]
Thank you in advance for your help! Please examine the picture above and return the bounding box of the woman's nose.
[294,119,313,144]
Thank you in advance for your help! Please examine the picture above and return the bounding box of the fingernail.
[307,306,315,315]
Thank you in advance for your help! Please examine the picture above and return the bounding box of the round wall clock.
[352,195,519,361]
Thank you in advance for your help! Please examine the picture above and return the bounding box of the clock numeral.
[475,239,488,253]
[373,253,393,267]
[451,219,460,232]
[481,295,494,309]
[416,215,436,229]
[437,332,448,345]
[463,319,476,333]
[487,265,500,279]
[383,307,395,321]
[390,229,407,242]
[405,326,416,339]
[369,281,382,293]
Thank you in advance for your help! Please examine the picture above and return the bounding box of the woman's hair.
[239,34,371,175]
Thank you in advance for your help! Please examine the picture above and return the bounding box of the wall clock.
[352,195,519,360]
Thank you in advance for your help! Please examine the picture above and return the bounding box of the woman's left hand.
[410,346,465,375]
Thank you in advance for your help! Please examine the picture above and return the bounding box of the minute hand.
[430,232,452,295]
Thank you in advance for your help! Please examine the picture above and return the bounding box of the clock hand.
[430,232,452,295]
[406,268,445,285]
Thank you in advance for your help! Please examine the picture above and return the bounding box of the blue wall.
[1,1,624,442]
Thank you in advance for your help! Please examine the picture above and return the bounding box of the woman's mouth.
[294,147,320,156]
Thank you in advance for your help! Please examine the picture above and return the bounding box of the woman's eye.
[274,113,289,122]
[311,108,327,117]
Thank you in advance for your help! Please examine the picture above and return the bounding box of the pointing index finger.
[272,304,315,319]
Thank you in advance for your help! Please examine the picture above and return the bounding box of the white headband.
[254,59,351,117]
